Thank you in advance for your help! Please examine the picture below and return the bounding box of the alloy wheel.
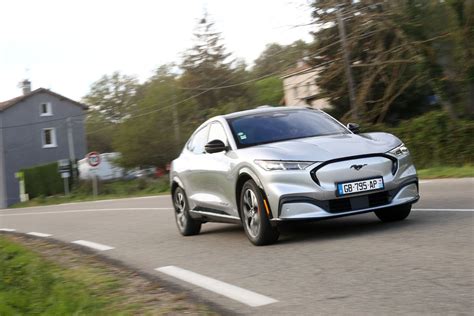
[242,188,260,238]
[174,191,187,231]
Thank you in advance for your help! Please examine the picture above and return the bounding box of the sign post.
[86,152,101,197]
[58,159,71,196]
[15,171,29,202]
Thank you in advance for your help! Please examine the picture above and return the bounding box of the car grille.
[327,191,390,213]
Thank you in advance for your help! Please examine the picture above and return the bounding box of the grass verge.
[11,178,170,208]
[417,165,474,179]
[0,234,215,315]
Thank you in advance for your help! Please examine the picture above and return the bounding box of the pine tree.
[180,14,247,115]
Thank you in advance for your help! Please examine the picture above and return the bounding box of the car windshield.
[227,109,349,148]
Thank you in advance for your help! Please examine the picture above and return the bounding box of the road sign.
[87,152,101,167]
[58,159,71,173]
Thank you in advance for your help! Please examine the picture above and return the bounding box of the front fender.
[238,166,264,189]
[171,175,184,190]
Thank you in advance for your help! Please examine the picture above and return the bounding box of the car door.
[179,124,212,209]
[199,121,236,216]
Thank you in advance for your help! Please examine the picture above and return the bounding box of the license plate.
[337,178,384,196]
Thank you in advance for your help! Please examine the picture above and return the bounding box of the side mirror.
[205,139,227,154]
[347,123,360,134]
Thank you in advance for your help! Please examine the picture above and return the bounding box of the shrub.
[366,111,474,168]
[21,163,64,199]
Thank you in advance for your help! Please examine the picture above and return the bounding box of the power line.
[0,1,422,134]
[0,112,86,130]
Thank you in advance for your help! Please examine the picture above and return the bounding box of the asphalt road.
[1,178,473,315]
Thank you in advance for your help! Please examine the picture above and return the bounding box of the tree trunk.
[468,82,474,116]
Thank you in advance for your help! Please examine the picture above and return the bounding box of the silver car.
[170,106,419,245]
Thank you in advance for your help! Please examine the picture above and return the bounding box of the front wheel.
[375,204,412,222]
[240,180,279,246]
[173,187,201,236]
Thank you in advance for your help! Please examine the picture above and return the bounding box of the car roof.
[218,105,313,120]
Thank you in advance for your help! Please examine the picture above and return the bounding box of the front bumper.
[273,180,418,221]
[258,153,419,221]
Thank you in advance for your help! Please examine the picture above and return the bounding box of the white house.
[281,61,330,110]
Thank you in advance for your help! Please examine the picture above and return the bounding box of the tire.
[375,204,412,222]
[173,187,201,236]
[239,180,279,246]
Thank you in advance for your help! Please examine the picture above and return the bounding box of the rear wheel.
[173,187,201,236]
[375,204,412,222]
[240,180,279,246]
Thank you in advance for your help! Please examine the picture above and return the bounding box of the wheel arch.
[171,176,184,196]
[235,168,264,217]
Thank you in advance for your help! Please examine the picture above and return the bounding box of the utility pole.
[66,117,76,179]
[336,8,358,121]
[171,94,181,150]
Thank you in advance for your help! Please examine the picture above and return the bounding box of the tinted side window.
[208,122,228,144]
[188,126,209,154]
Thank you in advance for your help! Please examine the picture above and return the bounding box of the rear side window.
[187,125,209,154]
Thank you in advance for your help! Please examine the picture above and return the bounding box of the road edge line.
[156,265,278,307]
[71,240,114,251]
[27,232,52,237]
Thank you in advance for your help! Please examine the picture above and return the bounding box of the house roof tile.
[0,88,88,112]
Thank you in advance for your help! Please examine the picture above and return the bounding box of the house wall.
[0,115,7,208]
[0,92,86,206]
[283,70,330,110]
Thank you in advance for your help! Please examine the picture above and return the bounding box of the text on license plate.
[337,178,384,196]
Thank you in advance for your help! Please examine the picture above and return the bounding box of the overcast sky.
[0,0,313,102]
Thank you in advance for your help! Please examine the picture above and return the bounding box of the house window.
[42,128,57,148]
[40,102,52,116]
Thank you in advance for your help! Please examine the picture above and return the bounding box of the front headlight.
[388,143,409,156]
[254,160,317,171]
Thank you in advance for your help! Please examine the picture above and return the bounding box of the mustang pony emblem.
[350,164,368,171]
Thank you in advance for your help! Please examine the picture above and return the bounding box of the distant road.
[1,178,473,315]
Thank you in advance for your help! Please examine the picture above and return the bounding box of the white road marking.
[0,207,171,217]
[71,240,114,251]
[0,228,16,232]
[81,195,168,204]
[0,195,170,212]
[27,232,52,237]
[413,208,473,212]
[156,266,278,307]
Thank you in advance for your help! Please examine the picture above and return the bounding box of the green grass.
[418,165,474,179]
[0,236,215,315]
[0,236,110,314]
[12,178,170,208]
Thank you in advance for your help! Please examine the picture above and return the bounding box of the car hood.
[238,132,401,162]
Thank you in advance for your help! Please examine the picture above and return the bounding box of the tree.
[83,72,139,123]
[251,40,310,78]
[307,0,471,123]
[250,76,284,105]
[113,65,195,168]
[84,115,116,153]
[180,14,249,118]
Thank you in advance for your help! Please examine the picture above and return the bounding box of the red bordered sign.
[86,152,101,167]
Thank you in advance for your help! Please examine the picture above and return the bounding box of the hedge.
[21,162,64,199]
[367,111,474,169]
